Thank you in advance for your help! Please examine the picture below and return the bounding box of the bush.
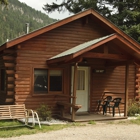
[37,103,52,121]
[127,99,140,116]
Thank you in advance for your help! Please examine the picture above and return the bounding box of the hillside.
[0,0,57,45]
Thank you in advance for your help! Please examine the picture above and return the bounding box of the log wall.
[14,17,108,112]
[90,59,135,113]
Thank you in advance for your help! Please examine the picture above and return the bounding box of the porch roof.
[47,33,140,65]
[49,34,114,60]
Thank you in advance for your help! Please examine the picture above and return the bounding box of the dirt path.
[0,123,140,140]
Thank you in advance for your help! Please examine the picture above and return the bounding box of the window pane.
[77,70,85,90]
[49,70,62,91]
[34,69,48,93]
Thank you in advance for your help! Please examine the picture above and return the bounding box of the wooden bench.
[0,104,41,128]
[57,102,82,118]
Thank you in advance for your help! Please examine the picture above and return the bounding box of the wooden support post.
[124,62,129,117]
[72,63,78,121]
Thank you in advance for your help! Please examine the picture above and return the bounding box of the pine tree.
[0,0,8,6]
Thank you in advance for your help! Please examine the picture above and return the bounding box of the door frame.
[71,66,90,112]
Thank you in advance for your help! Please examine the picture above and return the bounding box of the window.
[49,70,62,91]
[34,69,62,94]
[0,69,6,91]
[34,69,48,92]
[77,70,85,90]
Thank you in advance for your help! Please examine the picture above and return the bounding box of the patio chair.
[97,96,112,113]
[106,98,122,117]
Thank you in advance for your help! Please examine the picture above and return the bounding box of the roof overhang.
[47,33,140,65]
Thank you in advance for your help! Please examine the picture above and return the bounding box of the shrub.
[127,99,140,116]
[37,103,52,121]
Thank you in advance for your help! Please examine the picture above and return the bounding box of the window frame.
[32,68,63,95]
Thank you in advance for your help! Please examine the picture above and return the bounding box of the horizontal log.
[136,74,140,77]
[6,70,15,75]
[15,99,60,104]
[15,70,31,75]
[15,92,30,95]
[135,96,140,99]
[15,88,30,92]
[3,56,15,60]
[5,63,15,67]
[15,66,31,71]
[7,91,14,96]
[7,77,15,82]
[136,79,140,82]
[15,81,30,85]
[15,74,30,79]
[16,57,48,61]
[15,85,30,88]
[5,98,14,103]
[4,49,15,54]
[82,52,130,60]
[16,60,47,65]
[17,50,49,55]
[7,84,14,88]
[15,78,30,81]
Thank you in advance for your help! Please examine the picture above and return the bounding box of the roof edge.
[0,9,93,50]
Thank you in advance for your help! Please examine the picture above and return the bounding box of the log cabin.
[0,9,140,121]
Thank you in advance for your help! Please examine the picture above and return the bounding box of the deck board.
[62,113,127,122]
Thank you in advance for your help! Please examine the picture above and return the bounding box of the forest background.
[0,0,56,45]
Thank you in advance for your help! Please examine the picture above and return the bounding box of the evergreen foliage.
[0,0,8,6]
[0,0,57,45]
[44,0,140,43]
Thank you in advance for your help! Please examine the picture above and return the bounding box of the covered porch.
[47,34,140,122]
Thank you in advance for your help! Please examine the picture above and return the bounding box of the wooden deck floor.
[63,112,127,122]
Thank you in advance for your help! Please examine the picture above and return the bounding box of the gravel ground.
[0,122,140,140]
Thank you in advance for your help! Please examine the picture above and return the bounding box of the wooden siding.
[90,60,135,113]
[135,66,140,99]
[14,17,110,111]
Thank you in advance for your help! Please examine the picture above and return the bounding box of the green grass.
[1,117,140,138]
[0,120,83,138]
[129,116,140,124]
[88,120,96,125]
[106,116,140,125]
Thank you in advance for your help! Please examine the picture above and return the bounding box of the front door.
[71,66,89,112]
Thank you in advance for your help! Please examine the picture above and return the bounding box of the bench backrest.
[0,104,27,120]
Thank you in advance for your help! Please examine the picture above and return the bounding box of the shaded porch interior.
[55,90,127,122]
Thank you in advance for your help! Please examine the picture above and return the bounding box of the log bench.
[0,104,41,128]
[57,102,82,120]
